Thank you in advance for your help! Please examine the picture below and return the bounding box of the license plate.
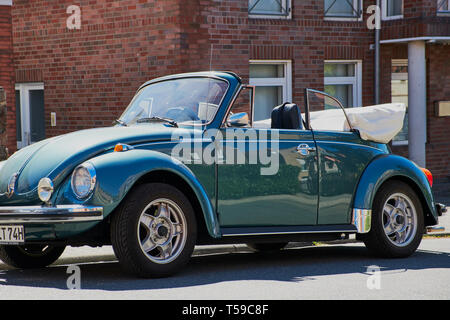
[0,225,25,244]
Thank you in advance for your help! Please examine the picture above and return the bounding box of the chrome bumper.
[0,205,103,224]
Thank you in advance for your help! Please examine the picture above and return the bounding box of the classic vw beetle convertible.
[0,71,444,277]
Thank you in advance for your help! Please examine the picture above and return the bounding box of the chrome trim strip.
[221,225,357,237]
[352,208,372,233]
[0,205,103,224]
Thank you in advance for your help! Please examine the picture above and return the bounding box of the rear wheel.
[0,245,65,269]
[362,181,424,258]
[111,183,197,278]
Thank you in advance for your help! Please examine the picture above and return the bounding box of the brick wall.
[12,0,186,145]
[426,44,450,181]
[10,0,449,178]
[0,4,14,158]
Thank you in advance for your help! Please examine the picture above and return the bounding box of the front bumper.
[0,205,103,224]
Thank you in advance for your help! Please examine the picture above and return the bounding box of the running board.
[221,225,358,237]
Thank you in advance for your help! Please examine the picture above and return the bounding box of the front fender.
[353,154,438,225]
[62,149,220,238]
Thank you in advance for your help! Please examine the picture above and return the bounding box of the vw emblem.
[7,173,18,197]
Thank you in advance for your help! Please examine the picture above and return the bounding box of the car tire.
[361,181,424,258]
[0,245,65,269]
[111,183,197,278]
[246,242,288,252]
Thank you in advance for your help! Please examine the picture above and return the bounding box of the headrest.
[271,103,303,130]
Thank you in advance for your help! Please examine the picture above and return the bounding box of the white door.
[15,83,45,149]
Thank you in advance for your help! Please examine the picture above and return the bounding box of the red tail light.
[421,168,433,187]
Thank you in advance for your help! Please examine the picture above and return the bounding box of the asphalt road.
[0,238,448,300]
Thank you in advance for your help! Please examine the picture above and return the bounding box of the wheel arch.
[132,170,215,241]
[352,154,438,226]
[374,175,436,227]
[86,149,221,238]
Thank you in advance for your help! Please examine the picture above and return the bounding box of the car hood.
[0,124,193,202]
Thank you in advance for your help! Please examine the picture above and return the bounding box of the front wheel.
[361,181,424,258]
[111,183,197,278]
[0,245,65,269]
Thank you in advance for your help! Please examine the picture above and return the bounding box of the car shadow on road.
[0,243,448,291]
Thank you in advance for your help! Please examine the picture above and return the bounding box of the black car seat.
[271,102,303,130]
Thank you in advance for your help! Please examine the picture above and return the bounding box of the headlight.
[38,178,54,203]
[71,162,96,199]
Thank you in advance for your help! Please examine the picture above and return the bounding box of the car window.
[119,77,228,125]
[306,89,353,132]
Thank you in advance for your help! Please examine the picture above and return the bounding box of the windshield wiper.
[113,119,128,127]
[137,117,178,127]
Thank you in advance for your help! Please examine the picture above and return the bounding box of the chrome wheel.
[382,193,417,247]
[137,198,187,264]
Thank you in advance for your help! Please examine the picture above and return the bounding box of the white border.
[0,0,12,6]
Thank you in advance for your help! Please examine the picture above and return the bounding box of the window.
[391,59,408,145]
[437,0,450,13]
[249,61,292,121]
[119,78,229,126]
[382,0,403,20]
[15,83,45,149]
[248,0,291,18]
[324,61,362,108]
[324,0,362,20]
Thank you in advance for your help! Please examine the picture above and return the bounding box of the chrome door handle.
[296,144,316,156]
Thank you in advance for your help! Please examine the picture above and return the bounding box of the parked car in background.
[0,71,444,277]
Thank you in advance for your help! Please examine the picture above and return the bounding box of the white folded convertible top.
[253,103,406,144]
[310,103,406,143]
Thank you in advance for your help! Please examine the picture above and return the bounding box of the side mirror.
[227,112,249,127]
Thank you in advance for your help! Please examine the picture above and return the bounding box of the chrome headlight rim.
[71,162,97,200]
[37,177,54,203]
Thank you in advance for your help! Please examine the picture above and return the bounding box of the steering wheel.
[165,107,200,122]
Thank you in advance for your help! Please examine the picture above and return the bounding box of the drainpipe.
[374,0,380,105]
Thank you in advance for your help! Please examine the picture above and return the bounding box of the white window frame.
[249,60,293,122]
[382,0,403,20]
[324,0,363,22]
[248,0,292,19]
[391,59,408,146]
[437,0,450,14]
[15,83,45,149]
[324,60,362,108]
[249,60,292,101]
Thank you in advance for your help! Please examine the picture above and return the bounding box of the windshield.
[119,77,229,126]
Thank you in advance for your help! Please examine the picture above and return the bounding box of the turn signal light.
[421,168,433,187]
[114,144,124,152]
[113,143,133,152]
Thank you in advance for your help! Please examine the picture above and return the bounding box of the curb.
[192,235,448,256]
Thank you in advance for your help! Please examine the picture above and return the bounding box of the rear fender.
[353,154,438,227]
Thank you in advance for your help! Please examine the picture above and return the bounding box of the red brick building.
[0,0,449,181]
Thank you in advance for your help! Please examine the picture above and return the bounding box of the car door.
[305,89,384,225]
[216,126,319,228]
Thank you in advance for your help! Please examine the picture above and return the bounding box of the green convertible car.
[0,71,445,278]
